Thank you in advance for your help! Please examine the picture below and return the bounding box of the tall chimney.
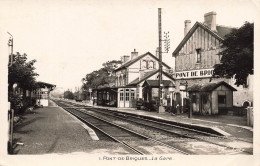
[204,11,217,31]
[131,49,138,60]
[184,20,191,36]
[123,55,130,63]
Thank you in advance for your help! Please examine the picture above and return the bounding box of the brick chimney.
[204,11,217,31]
[184,20,191,36]
[131,49,138,60]
[122,55,130,63]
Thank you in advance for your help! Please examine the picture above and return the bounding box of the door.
[124,89,130,107]
[129,89,136,108]
[119,89,124,107]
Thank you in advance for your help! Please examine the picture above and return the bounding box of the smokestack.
[184,20,191,36]
[204,11,217,31]
[131,49,138,60]
[122,55,130,63]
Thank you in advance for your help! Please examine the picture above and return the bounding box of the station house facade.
[96,49,175,108]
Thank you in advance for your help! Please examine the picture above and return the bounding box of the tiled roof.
[115,52,171,72]
[127,69,175,86]
[187,81,237,92]
[216,25,234,39]
[127,70,159,86]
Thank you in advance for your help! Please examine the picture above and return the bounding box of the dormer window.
[149,61,154,69]
[196,48,201,63]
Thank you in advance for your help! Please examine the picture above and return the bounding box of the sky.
[0,0,259,91]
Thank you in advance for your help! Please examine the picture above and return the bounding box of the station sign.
[176,68,214,79]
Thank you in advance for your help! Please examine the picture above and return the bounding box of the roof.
[216,25,234,39]
[172,22,234,56]
[142,80,174,87]
[127,69,175,86]
[187,81,237,92]
[36,81,56,88]
[128,70,158,85]
[114,52,171,72]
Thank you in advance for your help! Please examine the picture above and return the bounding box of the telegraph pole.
[158,8,170,113]
[158,8,164,113]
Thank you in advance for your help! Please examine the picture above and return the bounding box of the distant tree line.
[81,60,122,91]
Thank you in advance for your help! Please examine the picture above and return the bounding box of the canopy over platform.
[142,80,175,88]
[36,81,56,91]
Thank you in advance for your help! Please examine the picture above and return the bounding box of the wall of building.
[230,75,253,106]
[175,26,221,72]
[115,53,171,86]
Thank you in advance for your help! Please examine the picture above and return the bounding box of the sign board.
[176,68,214,79]
[89,88,92,92]
[179,85,186,91]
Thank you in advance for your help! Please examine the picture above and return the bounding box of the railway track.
[56,101,189,155]
[54,99,253,155]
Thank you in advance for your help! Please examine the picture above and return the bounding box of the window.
[107,92,109,100]
[196,48,201,63]
[120,90,124,101]
[131,91,135,99]
[142,60,148,69]
[125,89,129,101]
[218,95,226,104]
[149,61,154,69]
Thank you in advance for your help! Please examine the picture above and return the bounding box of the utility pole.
[158,8,164,113]
[158,8,170,113]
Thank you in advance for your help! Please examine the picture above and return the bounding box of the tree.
[8,52,39,95]
[64,90,74,100]
[213,22,253,86]
[82,60,122,90]
[8,52,39,114]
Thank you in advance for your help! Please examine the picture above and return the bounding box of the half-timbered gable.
[173,22,230,72]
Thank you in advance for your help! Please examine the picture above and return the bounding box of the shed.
[188,81,236,115]
[142,80,175,104]
[35,81,56,107]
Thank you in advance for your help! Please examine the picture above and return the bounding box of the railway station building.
[96,49,175,108]
[172,11,253,115]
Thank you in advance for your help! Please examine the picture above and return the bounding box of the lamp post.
[180,80,188,114]
[7,32,14,66]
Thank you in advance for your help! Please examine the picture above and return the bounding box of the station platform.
[71,100,253,142]
[12,100,99,154]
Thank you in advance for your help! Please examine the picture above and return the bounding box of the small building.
[188,81,236,115]
[96,86,118,107]
[35,81,56,106]
[142,80,175,110]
